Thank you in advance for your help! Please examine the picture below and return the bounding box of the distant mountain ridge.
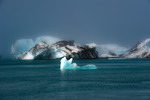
[14,38,150,60]
[120,38,150,58]
[16,40,99,60]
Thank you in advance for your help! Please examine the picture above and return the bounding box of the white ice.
[60,57,97,70]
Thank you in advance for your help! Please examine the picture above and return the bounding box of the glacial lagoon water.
[0,58,150,100]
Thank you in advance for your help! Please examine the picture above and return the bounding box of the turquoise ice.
[60,57,97,70]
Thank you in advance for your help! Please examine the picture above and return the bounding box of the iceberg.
[60,57,97,70]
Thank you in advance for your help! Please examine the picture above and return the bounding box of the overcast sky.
[0,0,150,57]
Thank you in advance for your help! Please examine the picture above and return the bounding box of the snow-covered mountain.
[120,38,150,58]
[16,40,99,60]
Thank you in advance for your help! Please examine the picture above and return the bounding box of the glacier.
[60,57,97,70]
[97,44,128,57]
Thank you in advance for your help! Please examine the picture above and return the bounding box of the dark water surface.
[0,59,150,100]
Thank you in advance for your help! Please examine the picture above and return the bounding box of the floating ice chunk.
[60,57,75,69]
[60,57,97,70]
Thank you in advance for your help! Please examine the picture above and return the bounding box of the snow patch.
[140,38,150,48]
[23,52,34,60]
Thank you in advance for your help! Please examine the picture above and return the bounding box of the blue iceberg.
[60,57,97,70]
